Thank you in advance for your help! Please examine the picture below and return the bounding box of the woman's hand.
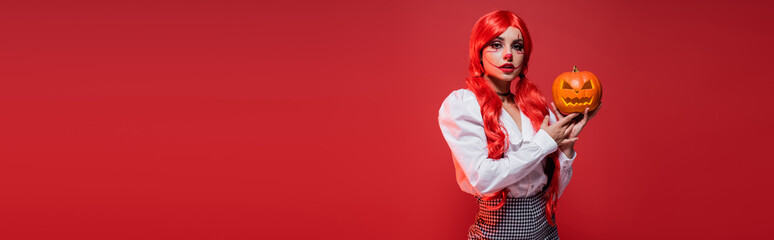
[550,102,602,147]
[540,112,579,147]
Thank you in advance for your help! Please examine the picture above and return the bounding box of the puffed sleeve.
[548,108,577,197]
[438,90,559,196]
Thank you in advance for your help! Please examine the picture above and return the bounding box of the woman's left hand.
[550,102,602,142]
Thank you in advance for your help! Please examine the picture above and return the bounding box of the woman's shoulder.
[442,88,476,105]
[439,88,481,119]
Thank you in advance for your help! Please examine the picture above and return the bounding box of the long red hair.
[465,10,562,226]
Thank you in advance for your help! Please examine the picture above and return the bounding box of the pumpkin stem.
[572,65,578,72]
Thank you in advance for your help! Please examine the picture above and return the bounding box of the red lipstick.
[499,63,516,74]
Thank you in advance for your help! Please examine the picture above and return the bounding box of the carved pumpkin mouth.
[561,96,594,106]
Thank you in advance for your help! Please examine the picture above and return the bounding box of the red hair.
[465,10,562,226]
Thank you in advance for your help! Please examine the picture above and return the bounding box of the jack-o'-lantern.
[551,66,602,113]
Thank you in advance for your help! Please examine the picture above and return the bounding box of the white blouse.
[438,88,577,198]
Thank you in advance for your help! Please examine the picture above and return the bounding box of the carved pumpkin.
[551,66,602,113]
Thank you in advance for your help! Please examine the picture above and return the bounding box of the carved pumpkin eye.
[562,82,573,89]
[582,81,593,89]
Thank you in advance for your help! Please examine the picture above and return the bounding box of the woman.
[437,10,600,239]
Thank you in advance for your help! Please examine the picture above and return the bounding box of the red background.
[1,0,772,239]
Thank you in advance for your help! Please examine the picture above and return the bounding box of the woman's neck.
[483,75,510,93]
[483,75,514,102]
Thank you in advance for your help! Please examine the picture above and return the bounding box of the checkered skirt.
[467,192,559,240]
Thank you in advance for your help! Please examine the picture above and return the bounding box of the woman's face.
[481,26,525,82]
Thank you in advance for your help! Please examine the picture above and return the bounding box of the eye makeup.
[487,37,525,54]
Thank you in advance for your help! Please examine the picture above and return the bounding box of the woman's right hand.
[540,113,579,146]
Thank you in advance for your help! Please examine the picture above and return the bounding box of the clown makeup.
[481,26,525,83]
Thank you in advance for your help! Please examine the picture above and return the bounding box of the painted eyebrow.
[492,37,524,43]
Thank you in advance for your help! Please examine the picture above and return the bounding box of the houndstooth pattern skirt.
[468,192,559,240]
